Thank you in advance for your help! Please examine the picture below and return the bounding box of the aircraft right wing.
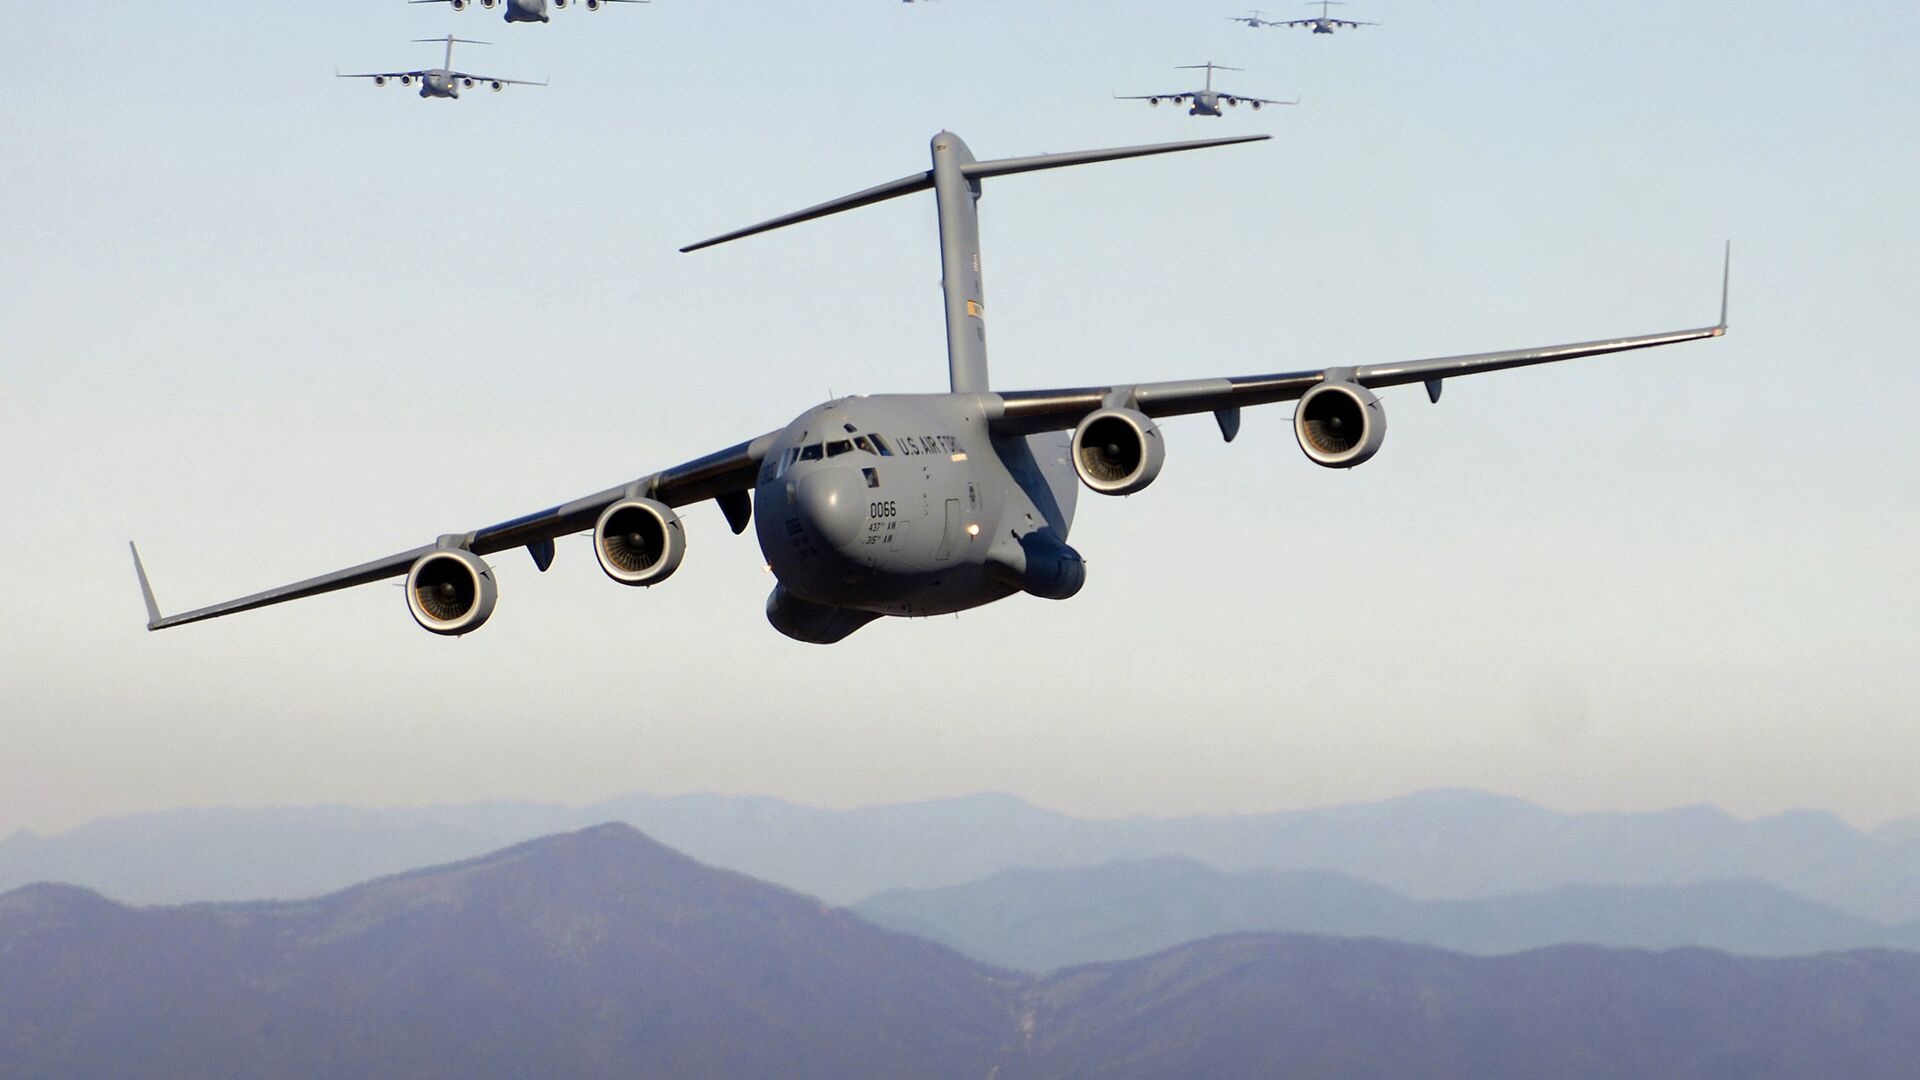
[131,431,779,632]
[337,68,428,81]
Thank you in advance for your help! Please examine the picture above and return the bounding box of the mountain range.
[4,789,1915,922]
[854,855,1920,971]
[4,824,1919,1080]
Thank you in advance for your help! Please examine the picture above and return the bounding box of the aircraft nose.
[793,468,867,550]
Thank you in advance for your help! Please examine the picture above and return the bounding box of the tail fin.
[681,132,1267,394]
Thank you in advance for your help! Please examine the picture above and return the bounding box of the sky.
[3,0,1916,836]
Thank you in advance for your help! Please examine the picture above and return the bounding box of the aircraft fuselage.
[1189,92,1224,116]
[419,70,459,98]
[504,0,551,22]
[752,394,1083,640]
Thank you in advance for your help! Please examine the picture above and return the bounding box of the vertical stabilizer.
[930,133,989,394]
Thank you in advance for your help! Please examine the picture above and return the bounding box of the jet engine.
[1071,406,1165,495]
[373,76,387,86]
[405,549,497,636]
[1226,97,1239,107]
[593,497,686,586]
[554,0,567,6]
[586,0,602,9]
[462,77,475,89]
[1251,101,1263,110]
[490,81,503,91]
[481,0,497,6]
[1148,97,1160,107]
[1294,379,1386,468]
[400,75,414,86]
[450,0,466,8]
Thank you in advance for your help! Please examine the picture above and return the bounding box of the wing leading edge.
[990,247,1729,434]
[132,432,777,631]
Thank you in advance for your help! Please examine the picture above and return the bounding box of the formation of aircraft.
[1242,0,1378,33]
[411,0,647,23]
[1115,62,1296,116]
[131,132,1729,645]
[337,35,545,98]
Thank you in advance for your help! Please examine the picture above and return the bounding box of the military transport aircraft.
[337,36,546,98]
[1267,0,1377,33]
[1228,10,1273,26]
[1115,63,1296,116]
[411,0,647,23]
[131,132,1729,645]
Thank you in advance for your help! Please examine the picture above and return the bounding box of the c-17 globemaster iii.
[132,132,1728,644]
[410,0,648,23]
[1115,63,1297,116]
[337,35,546,98]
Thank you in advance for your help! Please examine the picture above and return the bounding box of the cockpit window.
[826,440,854,458]
[799,443,824,461]
[853,436,875,454]
[870,434,895,457]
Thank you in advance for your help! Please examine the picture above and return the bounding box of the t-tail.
[1177,62,1242,93]
[681,132,1268,394]
[414,34,487,70]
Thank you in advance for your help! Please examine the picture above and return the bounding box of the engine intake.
[405,549,497,635]
[1294,380,1386,468]
[593,498,686,586]
[1071,407,1165,495]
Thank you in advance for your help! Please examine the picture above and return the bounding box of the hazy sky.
[4,1,1916,836]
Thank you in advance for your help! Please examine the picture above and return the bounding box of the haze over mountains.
[5,824,1918,1080]
[4,788,1915,923]
[854,857,1920,972]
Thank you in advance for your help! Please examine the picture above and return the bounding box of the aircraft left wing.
[1221,94,1299,107]
[131,432,778,631]
[1276,17,1374,27]
[988,248,1728,435]
[449,71,549,87]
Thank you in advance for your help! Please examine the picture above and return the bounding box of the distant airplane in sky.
[410,0,648,22]
[1263,0,1377,33]
[337,36,546,98]
[1115,63,1297,116]
[131,133,1728,644]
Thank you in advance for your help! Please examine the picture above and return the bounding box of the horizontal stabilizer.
[681,135,1268,254]
[961,135,1269,181]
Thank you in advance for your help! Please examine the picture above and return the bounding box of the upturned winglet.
[129,541,163,631]
[1716,241,1731,335]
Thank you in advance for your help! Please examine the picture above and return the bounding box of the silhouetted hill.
[0,824,1018,1080]
[4,789,1916,920]
[4,828,1919,1080]
[855,856,1920,970]
[1021,934,1920,1080]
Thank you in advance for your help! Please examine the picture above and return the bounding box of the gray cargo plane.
[337,35,545,98]
[410,0,647,23]
[1115,63,1296,116]
[131,132,1728,644]
[1266,0,1376,33]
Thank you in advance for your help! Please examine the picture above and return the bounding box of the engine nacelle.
[1071,407,1166,496]
[450,0,466,8]
[490,80,503,91]
[462,77,475,89]
[481,0,497,7]
[405,549,497,635]
[554,0,567,7]
[1251,100,1263,110]
[399,74,414,86]
[1294,380,1386,468]
[585,0,601,9]
[593,498,686,586]
[373,76,387,87]
[1148,97,1160,107]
